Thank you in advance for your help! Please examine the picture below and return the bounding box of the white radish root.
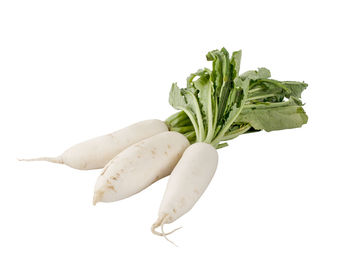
[93,131,190,204]
[19,119,168,170]
[151,142,218,241]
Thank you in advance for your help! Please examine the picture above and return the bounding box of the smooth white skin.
[93,131,190,204]
[20,119,168,170]
[152,142,218,235]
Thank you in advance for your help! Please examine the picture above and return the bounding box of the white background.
[1,0,349,266]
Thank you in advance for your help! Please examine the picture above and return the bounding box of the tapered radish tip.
[93,190,103,205]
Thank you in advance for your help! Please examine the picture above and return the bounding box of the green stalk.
[221,124,251,141]
[247,86,264,94]
[247,93,276,101]
[211,90,249,146]
[170,126,194,134]
[165,111,183,124]
[259,79,291,94]
[178,108,200,141]
[165,111,188,126]
[186,91,205,142]
[204,95,214,143]
[243,101,292,109]
[184,131,196,143]
[216,143,228,149]
[205,97,218,143]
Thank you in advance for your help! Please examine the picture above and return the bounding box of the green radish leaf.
[282,81,308,98]
[212,78,250,145]
[169,83,205,141]
[248,80,307,102]
[192,71,214,141]
[231,50,242,78]
[166,47,308,146]
[169,83,200,139]
[216,48,232,125]
[223,78,250,125]
[240,67,271,81]
[206,50,223,95]
[248,82,285,103]
[187,68,211,88]
[237,98,308,131]
[222,51,243,120]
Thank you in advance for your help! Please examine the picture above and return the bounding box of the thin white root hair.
[18,157,63,164]
[161,221,180,247]
[151,215,182,247]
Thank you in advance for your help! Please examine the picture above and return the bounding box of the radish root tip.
[151,215,182,247]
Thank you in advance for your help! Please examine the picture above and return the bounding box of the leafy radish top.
[166,48,308,148]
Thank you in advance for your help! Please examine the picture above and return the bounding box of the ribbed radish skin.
[93,131,190,204]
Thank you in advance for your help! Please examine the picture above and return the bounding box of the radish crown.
[166,48,308,148]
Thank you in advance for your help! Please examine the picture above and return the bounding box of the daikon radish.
[93,131,189,204]
[19,120,168,170]
[151,142,218,242]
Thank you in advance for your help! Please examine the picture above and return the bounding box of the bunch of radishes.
[21,48,308,243]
